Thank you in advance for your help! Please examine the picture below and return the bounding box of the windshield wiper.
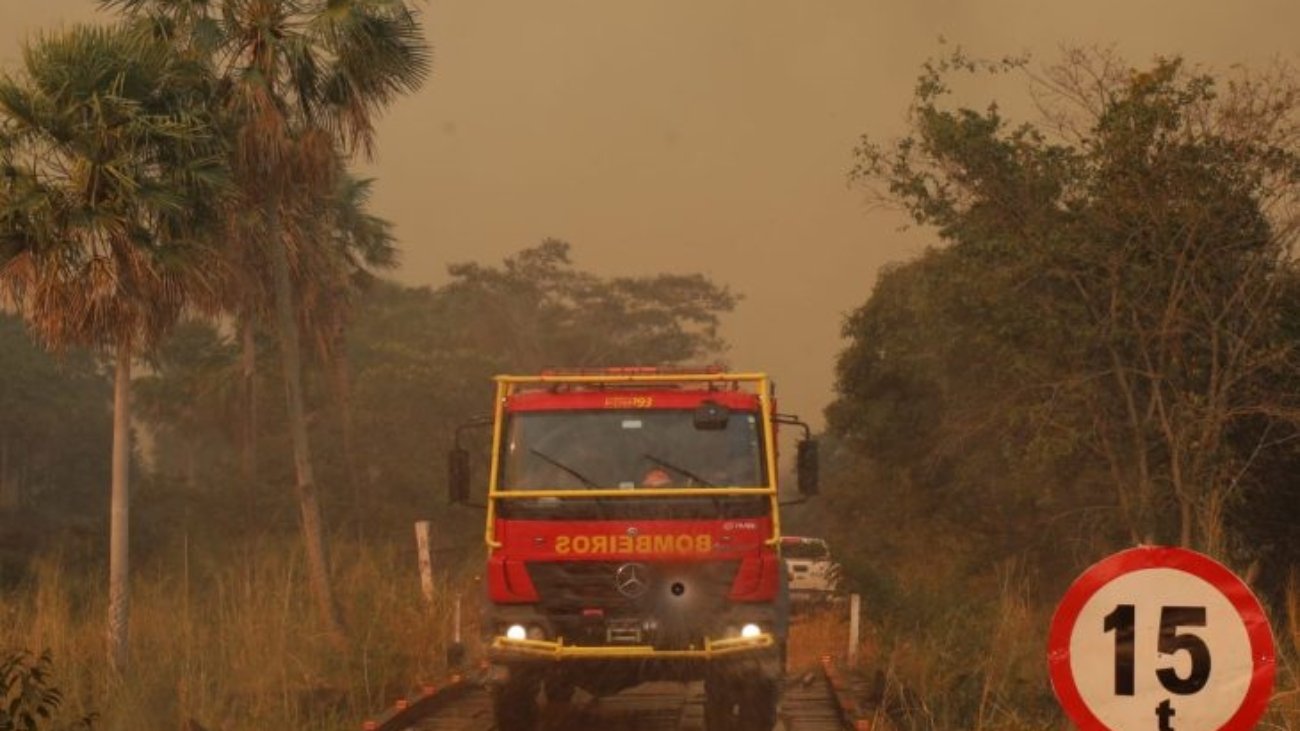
[643,453,715,487]
[642,453,730,519]
[528,447,607,518]
[530,448,598,488]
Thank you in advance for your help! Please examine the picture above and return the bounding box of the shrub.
[0,650,93,731]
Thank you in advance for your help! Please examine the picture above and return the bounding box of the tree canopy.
[833,47,1300,562]
[338,240,741,526]
[809,47,1300,728]
[433,239,739,371]
[0,314,110,555]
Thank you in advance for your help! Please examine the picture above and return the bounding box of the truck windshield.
[501,409,765,491]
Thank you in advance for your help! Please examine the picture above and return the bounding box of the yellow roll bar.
[490,632,774,660]
[483,371,783,549]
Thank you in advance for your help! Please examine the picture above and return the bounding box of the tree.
[106,0,431,643]
[837,48,1300,555]
[437,239,740,370]
[298,171,398,540]
[0,24,225,671]
[134,320,240,490]
[828,250,1110,564]
[337,242,740,533]
[0,314,111,547]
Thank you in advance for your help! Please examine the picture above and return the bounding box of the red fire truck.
[448,368,818,731]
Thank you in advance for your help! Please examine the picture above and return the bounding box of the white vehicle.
[781,536,841,604]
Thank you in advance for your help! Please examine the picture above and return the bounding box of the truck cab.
[449,368,817,731]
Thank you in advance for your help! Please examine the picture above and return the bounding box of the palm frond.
[0,22,230,352]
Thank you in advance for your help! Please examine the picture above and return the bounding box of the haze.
[4,0,1297,424]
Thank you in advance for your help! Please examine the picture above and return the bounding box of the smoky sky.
[3,1,1298,426]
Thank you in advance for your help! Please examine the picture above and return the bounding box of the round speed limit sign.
[1048,546,1274,731]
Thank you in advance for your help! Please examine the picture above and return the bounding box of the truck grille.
[525,560,741,648]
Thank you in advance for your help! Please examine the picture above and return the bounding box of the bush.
[0,650,92,731]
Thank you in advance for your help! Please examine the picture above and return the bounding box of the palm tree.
[105,0,430,643]
[0,24,226,672]
[300,171,398,541]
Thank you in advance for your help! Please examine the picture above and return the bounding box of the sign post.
[1048,546,1274,731]
[414,520,435,607]
[848,593,861,664]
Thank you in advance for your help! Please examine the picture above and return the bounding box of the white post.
[415,521,435,607]
[454,593,463,643]
[447,589,468,667]
[847,593,861,664]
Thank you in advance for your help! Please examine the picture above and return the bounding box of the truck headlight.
[505,624,527,640]
[740,623,762,639]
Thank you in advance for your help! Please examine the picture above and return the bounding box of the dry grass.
[818,562,1061,731]
[786,604,853,672]
[5,540,1296,731]
[1268,571,1300,729]
[0,536,477,731]
[831,562,1300,731]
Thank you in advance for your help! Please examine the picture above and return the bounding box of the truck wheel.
[703,676,739,731]
[704,675,777,731]
[544,677,575,704]
[491,669,540,731]
[738,678,778,731]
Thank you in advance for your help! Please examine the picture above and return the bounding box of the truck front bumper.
[490,632,774,661]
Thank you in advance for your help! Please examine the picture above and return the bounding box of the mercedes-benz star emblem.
[614,562,650,598]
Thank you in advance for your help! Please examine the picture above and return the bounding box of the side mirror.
[796,439,819,496]
[448,447,470,504]
[693,400,730,430]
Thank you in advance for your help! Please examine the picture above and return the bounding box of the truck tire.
[704,674,778,731]
[544,677,575,704]
[491,669,540,731]
[740,677,779,731]
[703,675,738,731]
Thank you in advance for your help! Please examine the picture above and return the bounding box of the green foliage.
[0,22,228,352]
[0,651,92,731]
[134,320,240,488]
[436,239,739,370]
[0,316,111,509]
[325,240,739,533]
[837,47,1300,555]
[124,241,740,541]
[0,316,112,581]
[102,0,434,645]
[828,46,1300,728]
[0,22,232,670]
